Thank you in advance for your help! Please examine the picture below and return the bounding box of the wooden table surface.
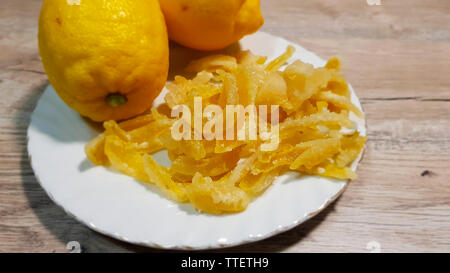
[1,0,449,253]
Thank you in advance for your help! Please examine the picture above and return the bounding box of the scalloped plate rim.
[27,31,366,250]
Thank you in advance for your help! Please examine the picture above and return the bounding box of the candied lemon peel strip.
[86,47,366,215]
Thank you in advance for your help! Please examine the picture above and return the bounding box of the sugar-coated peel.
[86,46,366,214]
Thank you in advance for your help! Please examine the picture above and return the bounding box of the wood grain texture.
[0,0,449,252]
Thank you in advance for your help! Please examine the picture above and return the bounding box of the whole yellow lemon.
[38,0,169,121]
[159,0,264,51]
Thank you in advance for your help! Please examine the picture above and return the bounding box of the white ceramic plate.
[27,32,366,250]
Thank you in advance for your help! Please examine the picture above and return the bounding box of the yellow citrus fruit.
[38,0,169,121]
[159,0,264,51]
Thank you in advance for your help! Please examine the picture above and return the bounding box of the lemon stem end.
[106,93,127,107]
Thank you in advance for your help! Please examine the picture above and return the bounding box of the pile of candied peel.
[85,47,366,214]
